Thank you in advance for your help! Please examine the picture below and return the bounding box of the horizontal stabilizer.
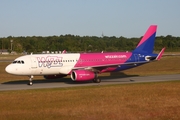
[156,47,166,60]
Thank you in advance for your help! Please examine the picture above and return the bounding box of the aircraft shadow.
[2,72,139,85]
[100,72,139,82]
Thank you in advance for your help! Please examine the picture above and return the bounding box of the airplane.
[5,25,165,86]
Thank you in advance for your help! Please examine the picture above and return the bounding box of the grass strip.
[0,81,180,120]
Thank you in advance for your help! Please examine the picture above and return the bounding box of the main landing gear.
[28,75,34,86]
[93,78,101,83]
[92,72,101,83]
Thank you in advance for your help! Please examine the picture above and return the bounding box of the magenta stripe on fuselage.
[136,25,157,48]
[74,52,132,68]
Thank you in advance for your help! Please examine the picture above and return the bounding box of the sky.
[0,0,180,38]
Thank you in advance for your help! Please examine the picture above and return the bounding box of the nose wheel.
[28,75,34,86]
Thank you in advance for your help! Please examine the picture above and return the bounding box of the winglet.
[156,47,166,60]
[62,50,67,54]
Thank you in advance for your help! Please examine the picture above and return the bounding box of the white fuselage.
[5,54,80,76]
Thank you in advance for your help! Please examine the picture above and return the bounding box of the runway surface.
[0,74,180,91]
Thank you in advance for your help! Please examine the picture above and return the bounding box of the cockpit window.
[12,61,17,64]
[12,60,25,64]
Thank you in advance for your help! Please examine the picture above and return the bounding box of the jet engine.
[44,74,67,79]
[71,70,96,81]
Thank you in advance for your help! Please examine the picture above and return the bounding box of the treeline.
[0,35,180,53]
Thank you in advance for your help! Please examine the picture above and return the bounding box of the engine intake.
[71,70,96,81]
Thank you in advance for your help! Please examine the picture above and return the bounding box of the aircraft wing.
[72,60,149,71]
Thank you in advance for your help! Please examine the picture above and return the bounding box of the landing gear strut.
[28,75,34,86]
[92,72,101,83]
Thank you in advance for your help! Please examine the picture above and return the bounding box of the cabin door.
[31,57,37,69]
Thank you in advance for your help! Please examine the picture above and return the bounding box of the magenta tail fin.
[133,25,157,54]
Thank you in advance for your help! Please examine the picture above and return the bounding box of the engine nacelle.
[71,70,96,81]
[44,74,67,79]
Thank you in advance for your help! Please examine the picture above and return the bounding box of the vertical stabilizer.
[133,25,157,54]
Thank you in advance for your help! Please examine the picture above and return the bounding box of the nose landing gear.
[28,75,34,86]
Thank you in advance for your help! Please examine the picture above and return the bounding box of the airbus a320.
[5,25,165,85]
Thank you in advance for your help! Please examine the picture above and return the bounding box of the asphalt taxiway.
[0,74,180,91]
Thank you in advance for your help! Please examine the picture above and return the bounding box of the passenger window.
[21,61,24,64]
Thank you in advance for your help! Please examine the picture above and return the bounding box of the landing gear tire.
[28,82,33,86]
[93,78,101,83]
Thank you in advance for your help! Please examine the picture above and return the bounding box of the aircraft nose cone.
[5,65,14,74]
